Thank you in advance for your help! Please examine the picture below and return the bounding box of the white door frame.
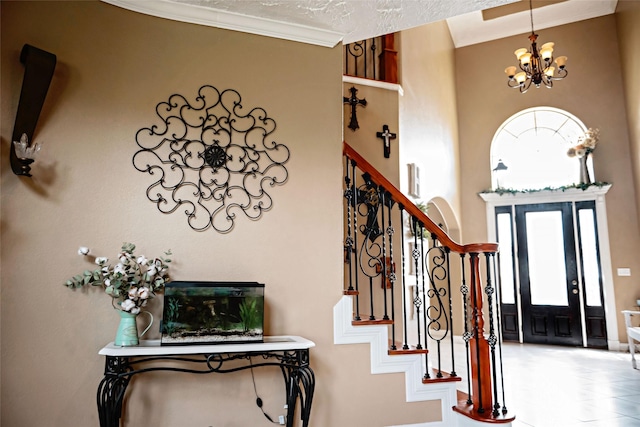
[479,185,620,350]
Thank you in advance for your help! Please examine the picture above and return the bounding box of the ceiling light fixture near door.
[504,0,568,93]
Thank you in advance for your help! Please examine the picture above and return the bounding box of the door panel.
[516,203,582,346]
[576,201,607,348]
[495,207,519,342]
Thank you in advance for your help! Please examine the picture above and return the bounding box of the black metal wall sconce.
[9,44,57,177]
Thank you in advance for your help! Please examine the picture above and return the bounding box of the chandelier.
[504,0,568,93]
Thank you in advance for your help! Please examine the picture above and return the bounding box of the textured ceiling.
[102,0,618,47]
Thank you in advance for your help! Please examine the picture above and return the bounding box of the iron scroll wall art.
[132,85,290,233]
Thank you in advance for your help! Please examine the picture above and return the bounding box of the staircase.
[334,142,515,426]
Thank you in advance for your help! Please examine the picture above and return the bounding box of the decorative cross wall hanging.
[343,86,367,131]
[376,124,396,158]
[132,85,290,233]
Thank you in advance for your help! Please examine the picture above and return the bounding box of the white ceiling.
[102,0,618,48]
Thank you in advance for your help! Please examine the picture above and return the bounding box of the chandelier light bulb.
[520,52,533,66]
[514,48,528,60]
[505,66,517,78]
[544,66,555,77]
[540,43,554,61]
[555,55,568,69]
[515,72,527,84]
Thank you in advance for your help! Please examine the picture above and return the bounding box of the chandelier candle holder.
[504,0,568,93]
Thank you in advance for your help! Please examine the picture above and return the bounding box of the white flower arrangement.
[567,128,600,158]
[64,242,172,314]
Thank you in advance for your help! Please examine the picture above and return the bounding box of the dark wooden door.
[515,202,583,346]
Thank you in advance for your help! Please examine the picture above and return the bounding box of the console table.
[97,335,315,427]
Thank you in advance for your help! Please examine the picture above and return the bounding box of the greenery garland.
[480,181,610,196]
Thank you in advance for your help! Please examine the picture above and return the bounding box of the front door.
[516,202,582,346]
[495,201,608,348]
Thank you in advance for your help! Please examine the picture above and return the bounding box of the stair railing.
[343,142,513,422]
[343,34,398,84]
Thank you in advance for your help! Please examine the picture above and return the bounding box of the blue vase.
[114,310,153,346]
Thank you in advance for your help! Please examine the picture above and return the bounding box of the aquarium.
[161,281,264,345]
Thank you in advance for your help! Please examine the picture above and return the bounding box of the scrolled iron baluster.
[425,238,450,378]
[356,176,384,320]
[345,40,365,76]
[444,246,456,377]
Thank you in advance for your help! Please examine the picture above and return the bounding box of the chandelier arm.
[519,78,533,94]
[552,68,568,80]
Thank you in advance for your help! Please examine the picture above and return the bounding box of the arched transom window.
[491,107,589,191]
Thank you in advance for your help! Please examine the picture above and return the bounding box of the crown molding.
[101,0,344,47]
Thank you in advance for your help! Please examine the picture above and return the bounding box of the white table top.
[99,335,315,357]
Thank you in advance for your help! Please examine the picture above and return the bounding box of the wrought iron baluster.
[425,235,451,379]
[460,254,473,404]
[493,251,509,415]
[370,38,378,80]
[399,205,409,350]
[344,156,355,293]
[351,160,361,321]
[386,192,397,349]
[420,224,430,380]
[380,190,390,321]
[412,216,423,350]
[356,175,384,321]
[445,246,456,377]
[484,253,500,416]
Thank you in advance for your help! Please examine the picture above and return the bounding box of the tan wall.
[455,14,640,342]
[399,21,462,224]
[0,1,441,426]
[616,0,640,239]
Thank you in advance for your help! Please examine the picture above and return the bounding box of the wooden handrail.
[343,141,498,255]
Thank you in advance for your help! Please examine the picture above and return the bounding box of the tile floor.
[499,342,640,427]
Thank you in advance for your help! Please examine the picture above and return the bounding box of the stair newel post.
[444,246,456,377]
[380,189,390,322]
[420,223,430,380]
[351,159,361,321]
[386,191,397,350]
[492,252,509,415]
[399,205,410,350]
[469,252,492,414]
[460,254,473,404]
[484,252,501,416]
[344,156,355,293]
[412,216,423,351]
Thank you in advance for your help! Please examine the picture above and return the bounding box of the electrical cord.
[249,357,281,424]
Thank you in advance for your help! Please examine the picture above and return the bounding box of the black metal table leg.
[97,357,130,427]
[281,350,315,427]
